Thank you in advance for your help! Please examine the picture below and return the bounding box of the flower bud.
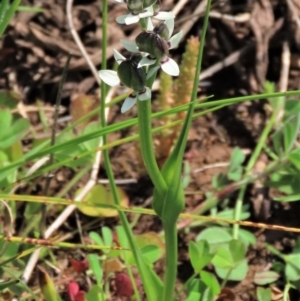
[143,0,157,9]
[117,53,146,92]
[127,0,156,13]
[127,0,143,14]
[153,23,169,41]
[136,31,169,60]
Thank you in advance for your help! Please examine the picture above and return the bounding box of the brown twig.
[278,41,291,93]
[66,0,101,84]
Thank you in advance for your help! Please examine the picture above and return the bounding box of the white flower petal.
[138,87,151,101]
[165,18,174,39]
[120,39,139,53]
[114,49,126,64]
[154,11,175,21]
[116,14,128,24]
[114,0,125,2]
[146,18,154,31]
[169,31,183,49]
[139,7,154,18]
[98,70,120,86]
[146,66,160,79]
[125,13,140,25]
[161,57,179,76]
[121,95,137,113]
[138,56,156,68]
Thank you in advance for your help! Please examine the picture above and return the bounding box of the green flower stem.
[162,221,178,301]
[101,7,163,301]
[139,17,147,30]
[246,112,277,173]
[137,99,167,196]
[159,0,212,298]
[135,18,167,196]
[232,186,246,239]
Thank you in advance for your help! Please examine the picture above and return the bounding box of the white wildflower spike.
[100,1,181,111]
[124,19,183,76]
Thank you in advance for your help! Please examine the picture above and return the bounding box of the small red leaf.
[70,258,89,273]
[74,291,85,301]
[67,282,79,301]
[114,272,134,297]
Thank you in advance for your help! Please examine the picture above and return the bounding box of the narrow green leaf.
[0,91,299,179]
[272,129,283,156]
[5,119,30,149]
[161,168,185,223]
[17,5,45,12]
[0,107,12,133]
[265,243,285,259]
[83,122,101,152]
[284,99,300,115]
[88,254,103,285]
[0,279,19,290]
[39,269,59,301]
[182,161,191,189]
[273,194,300,202]
[6,140,23,162]
[283,114,300,153]
[0,0,10,28]
[287,148,300,170]
[0,0,22,36]
[0,240,18,260]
